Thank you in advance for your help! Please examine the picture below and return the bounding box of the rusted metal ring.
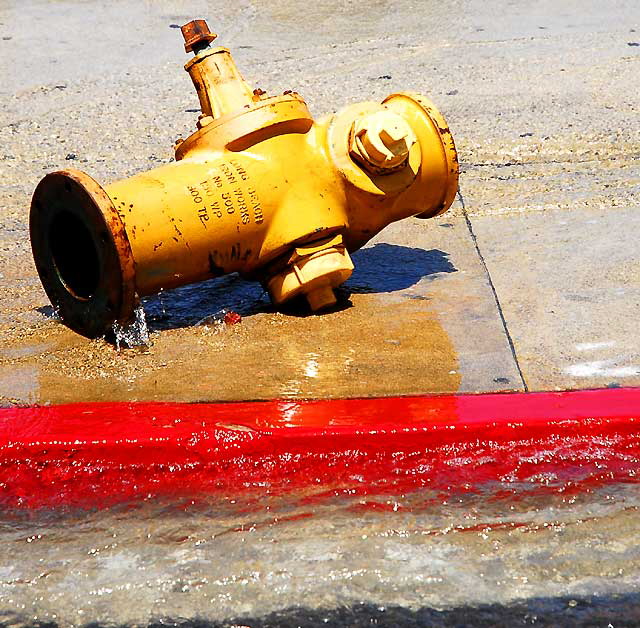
[30,169,137,338]
[383,92,460,219]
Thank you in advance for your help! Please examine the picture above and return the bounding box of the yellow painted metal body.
[30,21,459,338]
[105,98,347,297]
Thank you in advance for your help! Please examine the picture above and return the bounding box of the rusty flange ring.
[30,169,137,338]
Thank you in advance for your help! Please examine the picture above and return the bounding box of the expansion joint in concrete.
[457,189,529,392]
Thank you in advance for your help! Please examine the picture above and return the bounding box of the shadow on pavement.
[141,244,456,331]
[347,243,456,293]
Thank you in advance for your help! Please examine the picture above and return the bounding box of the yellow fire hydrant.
[30,20,459,338]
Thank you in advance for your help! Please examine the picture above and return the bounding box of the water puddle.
[0,364,39,405]
[141,274,267,332]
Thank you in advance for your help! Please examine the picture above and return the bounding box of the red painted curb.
[1,388,639,509]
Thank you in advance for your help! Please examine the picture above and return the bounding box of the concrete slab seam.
[457,189,529,392]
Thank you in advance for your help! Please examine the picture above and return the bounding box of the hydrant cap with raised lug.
[28,20,459,338]
[351,110,417,170]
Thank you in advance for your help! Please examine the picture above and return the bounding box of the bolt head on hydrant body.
[29,19,459,338]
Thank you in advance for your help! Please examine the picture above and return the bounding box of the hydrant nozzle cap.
[267,239,354,311]
[181,19,217,53]
[350,110,417,171]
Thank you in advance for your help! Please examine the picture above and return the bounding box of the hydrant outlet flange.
[30,169,136,338]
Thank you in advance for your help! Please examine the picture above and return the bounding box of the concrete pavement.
[0,0,638,405]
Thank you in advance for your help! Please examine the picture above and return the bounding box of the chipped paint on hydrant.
[29,19,459,338]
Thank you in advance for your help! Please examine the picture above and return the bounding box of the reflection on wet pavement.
[0,236,467,405]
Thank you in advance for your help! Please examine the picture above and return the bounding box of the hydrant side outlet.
[29,19,459,338]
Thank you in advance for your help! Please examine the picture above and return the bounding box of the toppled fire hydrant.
[30,20,459,338]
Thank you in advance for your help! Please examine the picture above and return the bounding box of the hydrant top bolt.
[351,110,417,171]
[181,19,217,54]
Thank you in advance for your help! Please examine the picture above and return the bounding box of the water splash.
[142,274,265,331]
[111,305,150,350]
[157,287,167,317]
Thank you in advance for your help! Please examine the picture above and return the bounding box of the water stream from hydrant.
[111,305,150,350]
[2,389,640,625]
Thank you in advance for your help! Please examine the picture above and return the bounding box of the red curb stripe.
[1,388,639,509]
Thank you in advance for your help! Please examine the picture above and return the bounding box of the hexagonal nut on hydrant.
[349,110,417,172]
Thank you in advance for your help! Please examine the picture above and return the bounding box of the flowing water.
[110,277,261,350]
[2,271,639,626]
[112,306,151,351]
[1,449,640,626]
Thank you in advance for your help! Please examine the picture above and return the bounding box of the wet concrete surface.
[0,218,525,404]
[1,0,640,625]
[3,483,640,626]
